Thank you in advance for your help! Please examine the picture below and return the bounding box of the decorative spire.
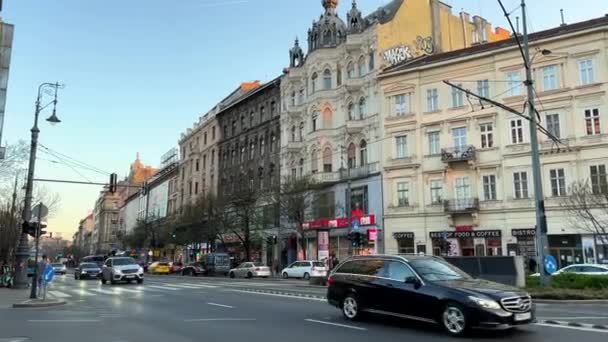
[322,0,338,15]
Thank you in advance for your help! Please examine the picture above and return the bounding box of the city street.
[0,274,607,342]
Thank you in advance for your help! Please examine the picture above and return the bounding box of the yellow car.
[148,262,171,275]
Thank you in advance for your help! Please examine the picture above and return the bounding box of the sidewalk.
[0,287,66,308]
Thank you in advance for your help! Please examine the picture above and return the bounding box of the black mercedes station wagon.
[327,255,534,336]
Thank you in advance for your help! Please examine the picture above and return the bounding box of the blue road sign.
[352,219,360,231]
[544,255,558,275]
[43,264,54,283]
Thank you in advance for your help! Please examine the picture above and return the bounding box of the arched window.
[240,146,245,162]
[270,133,276,152]
[358,97,366,119]
[241,115,246,129]
[259,137,265,156]
[358,56,366,76]
[347,143,356,169]
[250,141,255,159]
[323,147,332,173]
[359,140,368,166]
[250,111,255,127]
[311,149,319,173]
[311,72,318,93]
[260,105,265,122]
[270,101,276,116]
[298,88,305,104]
[322,108,332,129]
[347,62,355,79]
[291,91,296,106]
[299,122,304,141]
[231,147,236,165]
[323,69,332,90]
[299,158,304,177]
[347,102,355,121]
[291,125,296,142]
[369,50,375,71]
[337,64,342,86]
[312,111,319,132]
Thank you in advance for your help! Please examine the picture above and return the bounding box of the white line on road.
[28,320,100,323]
[48,291,71,298]
[304,319,367,331]
[534,323,608,333]
[229,289,326,301]
[184,318,256,322]
[88,288,117,295]
[147,285,180,291]
[538,316,608,320]
[160,283,206,289]
[207,302,234,308]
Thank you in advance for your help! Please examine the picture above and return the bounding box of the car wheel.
[282,272,288,279]
[229,272,235,279]
[442,303,468,336]
[246,272,253,279]
[342,294,361,320]
[303,272,310,280]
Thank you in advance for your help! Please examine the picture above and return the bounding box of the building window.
[299,122,304,141]
[250,141,255,160]
[311,72,318,93]
[337,64,342,86]
[311,149,318,174]
[590,165,608,195]
[542,65,558,91]
[477,79,490,98]
[290,91,296,106]
[347,62,355,79]
[513,171,529,199]
[395,136,408,158]
[212,126,216,140]
[397,182,409,207]
[240,146,245,163]
[350,186,369,213]
[426,88,438,112]
[368,51,375,71]
[202,155,207,169]
[315,191,335,219]
[454,177,471,200]
[359,140,367,167]
[430,180,442,204]
[480,123,493,148]
[452,127,467,151]
[579,58,595,85]
[230,148,235,165]
[270,134,275,152]
[550,168,566,197]
[510,119,524,144]
[195,159,199,172]
[211,149,215,165]
[483,175,497,201]
[358,97,366,119]
[397,237,415,254]
[259,138,265,156]
[203,132,207,145]
[260,106,265,122]
[312,111,319,132]
[394,94,410,116]
[323,69,332,90]
[290,125,296,142]
[545,114,560,138]
[298,89,304,104]
[347,143,356,169]
[194,182,199,195]
[298,158,304,177]
[451,84,464,108]
[507,71,522,96]
[322,147,332,172]
[240,115,246,130]
[231,120,237,136]
[585,108,601,135]
[270,101,276,116]
[347,102,355,120]
[358,56,366,76]
[428,131,440,155]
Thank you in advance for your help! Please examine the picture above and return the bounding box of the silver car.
[51,263,67,275]
[101,257,144,285]
[228,262,271,278]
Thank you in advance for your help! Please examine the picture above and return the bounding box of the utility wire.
[38,150,94,182]
[38,144,110,175]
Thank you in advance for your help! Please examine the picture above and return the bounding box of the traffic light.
[22,221,47,238]
[109,173,118,193]
[351,232,362,248]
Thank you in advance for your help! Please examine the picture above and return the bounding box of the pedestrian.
[528,257,537,273]
[36,255,49,297]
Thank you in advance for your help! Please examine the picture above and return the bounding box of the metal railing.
[340,162,379,180]
[441,145,476,163]
[443,198,479,212]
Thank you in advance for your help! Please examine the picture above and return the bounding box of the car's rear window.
[312,262,325,267]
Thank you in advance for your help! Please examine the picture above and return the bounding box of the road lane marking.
[534,323,608,333]
[538,316,608,320]
[112,287,143,294]
[304,319,367,331]
[160,283,205,289]
[147,285,180,291]
[207,302,234,308]
[229,289,326,301]
[28,320,100,323]
[176,283,218,288]
[48,291,71,298]
[184,318,256,322]
[88,288,117,295]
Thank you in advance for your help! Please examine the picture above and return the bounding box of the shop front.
[392,232,427,255]
[508,228,537,258]
[430,229,502,256]
[548,234,583,269]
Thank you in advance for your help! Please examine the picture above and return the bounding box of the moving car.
[181,262,206,276]
[327,255,534,336]
[51,263,67,275]
[82,255,105,268]
[148,262,171,275]
[74,262,101,280]
[281,260,327,280]
[531,263,608,276]
[170,262,183,274]
[229,262,271,278]
[101,257,144,285]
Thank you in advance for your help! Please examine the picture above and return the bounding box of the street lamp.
[12,82,63,293]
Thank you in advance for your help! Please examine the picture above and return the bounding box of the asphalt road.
[0,273,607,342]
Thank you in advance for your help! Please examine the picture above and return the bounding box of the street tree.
[175,194,222,250]
[561,180,608,259]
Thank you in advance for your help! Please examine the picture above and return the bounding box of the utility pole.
[341,145,353,256]
[521,0,550,286]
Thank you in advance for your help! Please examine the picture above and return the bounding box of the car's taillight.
[327,276,334,286]
[255,267,261,271]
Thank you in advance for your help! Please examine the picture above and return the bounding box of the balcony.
[345,76,366,91]
[346,113,379,134]
[443,198,479,213]
[312,171,340,184]
[441,146,476,164]
[286,141,304,152]
[339,162,379,180]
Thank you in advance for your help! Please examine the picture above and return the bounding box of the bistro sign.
[512,228,536,237]
[430,230,502,239]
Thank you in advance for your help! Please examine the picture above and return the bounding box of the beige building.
[379,16,608,268]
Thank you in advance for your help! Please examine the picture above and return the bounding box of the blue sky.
[1,0,604,238]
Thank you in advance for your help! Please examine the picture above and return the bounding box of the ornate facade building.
[280,0,507,260]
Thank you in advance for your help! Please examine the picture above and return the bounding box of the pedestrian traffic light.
[109,173,118,193]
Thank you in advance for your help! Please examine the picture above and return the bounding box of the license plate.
[126,275,135,278]
[515,312,531,321]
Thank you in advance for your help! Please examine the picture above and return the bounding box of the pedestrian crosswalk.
[46,280,218,299]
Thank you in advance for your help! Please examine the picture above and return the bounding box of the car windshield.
[80,263,98,268]
[112,258,136,266]
[312,262,325,267]
[409,258,471,281]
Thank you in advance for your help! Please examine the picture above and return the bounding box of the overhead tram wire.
[38,150,94,183]
[38,143,110,176]
[39,147,107,177]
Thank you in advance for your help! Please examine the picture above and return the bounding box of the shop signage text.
[512,228,536,237]
[393,232,414,240]
[302,215,376,230]
[430,230,502,239]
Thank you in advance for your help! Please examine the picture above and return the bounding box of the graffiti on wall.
[382,35,435,66]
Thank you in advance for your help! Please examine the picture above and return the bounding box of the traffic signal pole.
[29,203,43,299]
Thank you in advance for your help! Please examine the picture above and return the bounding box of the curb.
[12,299,67,308]
[534,299,608,304]
[537,319,608,330]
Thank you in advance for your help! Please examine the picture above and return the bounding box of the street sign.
[544,255,558,274]
[32,203,49,221]
[43,264,54,283]
[352,219,360,231]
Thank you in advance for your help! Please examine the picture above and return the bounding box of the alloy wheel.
[443,306,466,335]
[343,296,358,319]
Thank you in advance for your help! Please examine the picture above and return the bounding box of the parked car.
[229,262,271,278]
[204,253,231,275]
[327,255,534,336]
[281,260,327,280]
[148,262,171,275]
[170,262,183,274]
[101,257,144,285]
[181,262,206,276]
[531,264,608,277]
[74,262,101,280]
[51,263,67,275]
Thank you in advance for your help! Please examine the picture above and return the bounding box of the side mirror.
[405,276,421,287]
